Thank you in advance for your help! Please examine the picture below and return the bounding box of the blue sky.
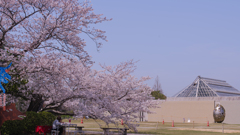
[84,0,240,97]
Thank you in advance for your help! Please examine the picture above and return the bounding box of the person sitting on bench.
[52,116,65,135]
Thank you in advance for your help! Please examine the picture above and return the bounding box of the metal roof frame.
[174,76,240,97]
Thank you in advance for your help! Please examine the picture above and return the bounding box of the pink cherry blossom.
[0,0,158,131]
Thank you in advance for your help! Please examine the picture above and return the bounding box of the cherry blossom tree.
[0,0,158,131]
[0,0,108,61]
[0,0,110,111]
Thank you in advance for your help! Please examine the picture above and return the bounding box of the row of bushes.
[1,111,56,135]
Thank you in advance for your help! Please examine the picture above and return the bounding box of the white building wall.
[146,97,240,124]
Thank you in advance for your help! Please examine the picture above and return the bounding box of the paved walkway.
[67,129,154,135]
[84,131,153,135]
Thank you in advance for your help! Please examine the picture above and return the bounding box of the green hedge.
[1,111,56,135]
[0,120,23,135]
[39,111,56,125]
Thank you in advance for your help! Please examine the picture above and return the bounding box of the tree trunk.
[27,94,44,112]
[27,94,75,116]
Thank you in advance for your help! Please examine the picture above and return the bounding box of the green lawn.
[63,119,240,135]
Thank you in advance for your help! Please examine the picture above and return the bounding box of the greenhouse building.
[174,76,240,97]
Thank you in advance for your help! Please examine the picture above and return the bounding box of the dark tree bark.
[27,94,44,112]
[45,110,74,116]
[27,94,75,116]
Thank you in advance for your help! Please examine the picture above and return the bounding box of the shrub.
[1,111,56,135]
[22,111,42,134]
[1,120,24,135]
[38,111,56,125]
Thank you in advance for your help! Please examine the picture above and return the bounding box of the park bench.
[71,126,84,135]
[61,123,84,135]
[101,128,129,135]
[35,125,84,135]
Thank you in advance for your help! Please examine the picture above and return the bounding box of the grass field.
[62,119,240,134]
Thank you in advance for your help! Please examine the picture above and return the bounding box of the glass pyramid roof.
[174,76,240,97]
